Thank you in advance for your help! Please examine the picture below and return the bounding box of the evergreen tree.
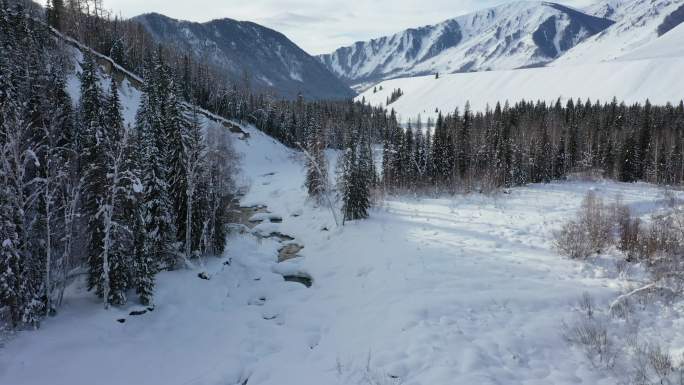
[341,127,370,222]
[136,54,179,273]
[304,110,328,203]
[182,105,207,260]
[46,0,65,31]
[0,154,28,327]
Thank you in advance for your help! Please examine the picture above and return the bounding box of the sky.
[102,0,596,55]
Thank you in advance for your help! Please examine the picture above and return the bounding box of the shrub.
[555,191,613,259]
[579,192,613,254]
[554,220,593,259]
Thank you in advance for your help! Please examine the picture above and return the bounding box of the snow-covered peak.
[318,1,613,90]
[554,0,684,65]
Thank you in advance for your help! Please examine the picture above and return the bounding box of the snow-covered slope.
[617,21,684,60]
[318,1,613,89]
[357,55,684,121]
[552,0,684,65]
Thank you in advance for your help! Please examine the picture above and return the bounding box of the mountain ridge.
[132,12,355,100]
[317,1,614,90]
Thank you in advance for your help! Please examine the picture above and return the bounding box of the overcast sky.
[102,0,595,55]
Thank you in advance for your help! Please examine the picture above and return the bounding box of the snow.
[2,110,683,384]
[4,14,684,385]
[554,0,684,65]
[356,54,684,121]
[617,22,684,61]
[64,46,141,128]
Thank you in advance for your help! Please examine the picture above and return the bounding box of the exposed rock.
[283,274,312,288]
[129,310,147,316]
[278,243,304,262]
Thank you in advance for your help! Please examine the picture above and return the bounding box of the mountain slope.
[133,13,355,100]
[552,0,684,65]
[356,53,684,121]
[318,1,613,89]
[618,22,684,60]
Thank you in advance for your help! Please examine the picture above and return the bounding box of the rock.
[269,232,294,242]
[283,274,312,288]
[278,243,304,262]
[198,272,210,280]
[269,216,283,223]
[116,318,126,323]
[129,309,147,316]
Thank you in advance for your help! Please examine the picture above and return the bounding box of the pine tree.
[136,54,179,273]
[304,110,328,203]
[458,103,472,184]
[0,158,26,328]
[183,105,206,260]
[79,52,112,300]
[621,134,639,182]
[46,0,65,31]
[163,68,190,258]
[341,127,370,222]
[99,78,133,307]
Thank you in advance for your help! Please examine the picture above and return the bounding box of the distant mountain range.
[132,0,684,98]
[132,13,355,100]
[318,0,684,91]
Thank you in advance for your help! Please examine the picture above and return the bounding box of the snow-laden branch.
[609,283,656,311]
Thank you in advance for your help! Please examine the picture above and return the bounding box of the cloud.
[102,0,600,55]
[262,12,339,28]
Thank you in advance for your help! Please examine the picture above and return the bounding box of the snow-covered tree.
[341,127,371,222]
[304,110,328,204]
[183,105,206,261]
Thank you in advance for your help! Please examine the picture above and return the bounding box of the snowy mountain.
[318,1,614,90]
[354,0,684,120]
[133,13,355,100]
[552,0,684,64]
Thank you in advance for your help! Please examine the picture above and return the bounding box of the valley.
[2,1,684,384]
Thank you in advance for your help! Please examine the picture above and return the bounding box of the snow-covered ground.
[2,117,682,385]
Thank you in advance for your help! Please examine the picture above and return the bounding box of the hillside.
[552,0,684,65]
[357,53,684,121]
[318,1,613,90]
[133,13,355,100]
[617,21,684,60]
